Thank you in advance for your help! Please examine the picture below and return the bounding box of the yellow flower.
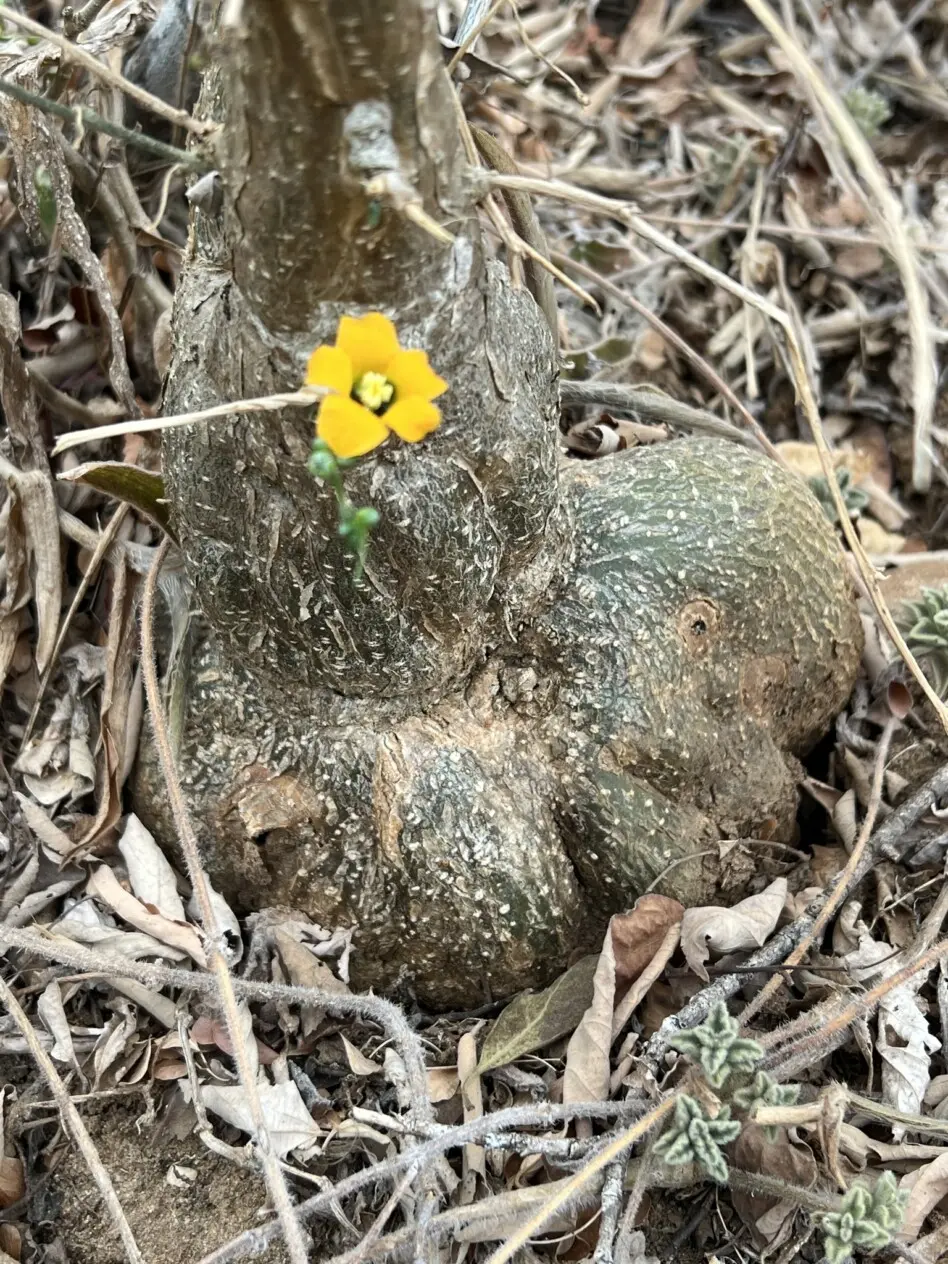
[305,313,448,459]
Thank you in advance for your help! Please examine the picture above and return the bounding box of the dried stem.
[484,1098,677,1264]
[560,380,753,446]
[738,0,936,491]
[51,386,326,455]
[141,540,309,1264]
[738,715,899,1026]
[553,250,780,459]
[775,937,948,1078]
[0,77,206,169]
[0,975,145,1264]
[0,6,212,135]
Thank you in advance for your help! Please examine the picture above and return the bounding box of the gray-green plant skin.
[140,434,862,1006]
[138,0,863,1008]
[669,1003,763,1088]
[654,1095,741,1184]
[808,468,870,524]
[899,585,948,697]
[820,1174,907,1264]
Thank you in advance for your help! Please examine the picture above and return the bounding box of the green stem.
[0,75,208,169]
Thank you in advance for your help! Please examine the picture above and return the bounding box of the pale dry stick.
[484,1097,677,1264]
[483,209,599,310]
[741,170,766,401]
[448,0,507,71]
[559,380,753,446]
[773,937,948,1082]
[640,213,947,254]
[470,121,596,330]
[63,0,112,35]
[738,715,899,1027]
[363,173,456,247]
[0,975,145,1264]
[646,759,948,1070]
[198,1103,646,1264]
[335,1164,420,1264]
[738,0,936,492]
[507,0,589,104]
[847,0,936,91]
[51,385,326,455]
[20,504,130,751]
[554,250,781,460]
[487,173,806,322]
[1,924,436,1115]
[591,1160,625,1264]
[487,171,948,733]
[0,6,213,137]
[141,539,310,1264]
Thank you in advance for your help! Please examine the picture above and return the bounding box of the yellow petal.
[317,395,389,459]
[335,313,400,380]
[383,398,442,444]
[305,345,353,395]
[386,349,448,403]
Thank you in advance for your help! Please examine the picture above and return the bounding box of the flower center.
[353,371,395,415]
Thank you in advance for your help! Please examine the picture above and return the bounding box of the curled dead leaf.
[681,878,786,982]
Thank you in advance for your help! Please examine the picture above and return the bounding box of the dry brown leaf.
[36,980,80,1070]
[427,1066,460,1103]
[117,814,186,922]
[611,894,685,985]
[563,923,615,1107]
[274,928,348,994]
[190,1015,278,1066]
[0,1157,24,1209]
[340,1034,382,1077]
[81,557,139,848]
[681,878,786,981]
[731,1124,819,1250]
[611,921,680,1050]
[15,794,74,859]
[834,244,885,279]
[86,864,206,965]
[901,1152,948,1242]
[195,1080,321,1160]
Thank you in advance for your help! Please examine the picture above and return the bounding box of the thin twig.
[738,0,936,491]
[0,77,207,169]
[449,0,506,70]
[141,540,309,1264]
[484,1098,677,1264]
[0,6,212,135]
[774,937,948,1079]
[559,380,754,446]
[0,975,145,1264]
[0,924,436,1116]
[51,385,326,455]
[20,504,130,751]
[738,715,899,1026]
[645,760,948,1070]
[63,0,115,37]
[554,252,780,459]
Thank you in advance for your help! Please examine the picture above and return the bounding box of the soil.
[47,1103,288,1264]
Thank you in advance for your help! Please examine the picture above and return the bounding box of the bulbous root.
[137,439,862,1008]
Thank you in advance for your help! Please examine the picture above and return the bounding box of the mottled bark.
[144,0,863,1006]
[164,0,566,699]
